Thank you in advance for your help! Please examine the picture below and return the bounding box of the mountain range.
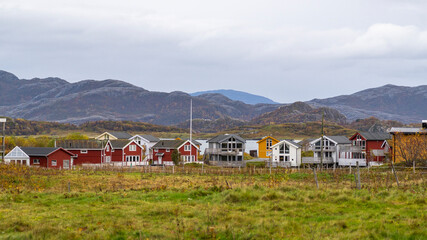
[191,89,278,105]
[0,70,425,126]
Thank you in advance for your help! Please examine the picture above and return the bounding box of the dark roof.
[287,140,302,148]
[207,134,246,143]
[110,140,132,149]
[57,140,105,149]
[389,127,427,134]
[139,135,160,142]
[21,147,59,157]
[109,132,133,139]
[152,140,185,149]
[358,132,391,141]
[326,136,351,144]
[181,138,202,146]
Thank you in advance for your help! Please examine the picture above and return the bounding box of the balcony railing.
[339,146,364,152]
[302,157,334,164]
[205,148,243,155]
[311,146,336,152]
[338,158,367,167]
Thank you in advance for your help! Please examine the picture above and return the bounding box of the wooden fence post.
[356,161,361,190]
[313,168,319,189]
[391,161,400,187]
[68,182,71,193]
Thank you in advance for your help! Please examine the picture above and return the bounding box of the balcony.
[339,146,364,152]
[205,148,243,155]
[312,146,336,152]
[302,157,334,164]
[338,158,367,167]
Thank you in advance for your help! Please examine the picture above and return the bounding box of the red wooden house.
[5,146,76,169]
[57,140,112,165]
[151,139,200,165]
[110,140,146,166]
[349,132,391,165]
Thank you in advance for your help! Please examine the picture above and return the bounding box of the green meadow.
[0,165,425,239]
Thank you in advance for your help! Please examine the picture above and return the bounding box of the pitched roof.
[139,134,160,142]
[326,136,351,144]
[271,139,301,149]
[110,140,132,149]
[108,131,133,139]
[256,136,279,144]
[207,134,246,143]
[357,132,391,141]
[389,127,427,134]
[152,140,185,149]
[57,140,105,149]
[20,147,66,157]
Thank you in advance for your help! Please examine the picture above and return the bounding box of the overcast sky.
[1,0,427,103]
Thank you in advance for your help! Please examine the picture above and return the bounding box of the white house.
[4,146,30,166]
[270,139,302,167]
[302,136,365,166]
[129,134,160,161]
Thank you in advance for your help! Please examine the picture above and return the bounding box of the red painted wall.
[366,140,386,162]
[178,142,199,159]
[152,149,173,162]
[30,156,48,168]
[123,143,143,161]
[46,149,74,169]
[112,149,123,162]
[28,149,74,169]
[69,149,103,165]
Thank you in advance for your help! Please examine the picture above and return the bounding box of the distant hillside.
[0,70,281,125]
[1,117,185,136]
[251,102,347,125]
[308,84,427,123]
[191,89,278,105]
[346,117,406,133]
[176,117,247,133]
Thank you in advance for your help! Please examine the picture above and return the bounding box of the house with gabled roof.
[5,146,76,169]
[110,139,146,166]
[129,134,160,161]
[348,131,391,166]
[388,122,427,163]
[57,139,112,165]
[303,136,359,166]
[95,131,133,141]
[205,134,246,164]
[270,139,301,167]
[151,139,200,165]
[257,136,279,158]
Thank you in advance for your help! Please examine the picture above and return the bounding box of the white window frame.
[51,160,57,166]
[63,160,70,169]
[184,145,191,151]
[106,145,110,151]
[166,149,170,152]
[33,159,40,165]
[81,150,88,154]
[129,145,136,151]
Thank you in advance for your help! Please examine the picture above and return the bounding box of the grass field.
[0,164,426,239]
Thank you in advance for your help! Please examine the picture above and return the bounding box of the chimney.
[422,120,427,129]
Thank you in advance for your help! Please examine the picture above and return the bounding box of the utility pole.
[189,99,193,164]
[320,110,324,170]
[0,118,6,162]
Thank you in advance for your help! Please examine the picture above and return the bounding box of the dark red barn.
[57,140,112,165]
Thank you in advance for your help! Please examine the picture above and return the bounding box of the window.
[81,150,88,154]
[106,156,111,163]
[51,160,57,166]
[154,149,157,152]
[266,138,272,150]
[285,156,289,162]
[129,145,136,151]
[106,145,110,151]
[166,149,170,152]
[63,160,70,169]
[184,145,191,151]
[285,144,290,154]
[279,144,284,154]
[33,159,40,164]
[279,156,284,161]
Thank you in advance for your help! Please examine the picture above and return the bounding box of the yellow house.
[389,124,427,164]
[257,136,279,158]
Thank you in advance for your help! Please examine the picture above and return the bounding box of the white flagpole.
[190,99,193,162]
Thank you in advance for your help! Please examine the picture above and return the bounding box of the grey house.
[205,134,246,162]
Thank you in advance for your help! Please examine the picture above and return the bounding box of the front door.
[158,156,162,165]
[63,160,70,169]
